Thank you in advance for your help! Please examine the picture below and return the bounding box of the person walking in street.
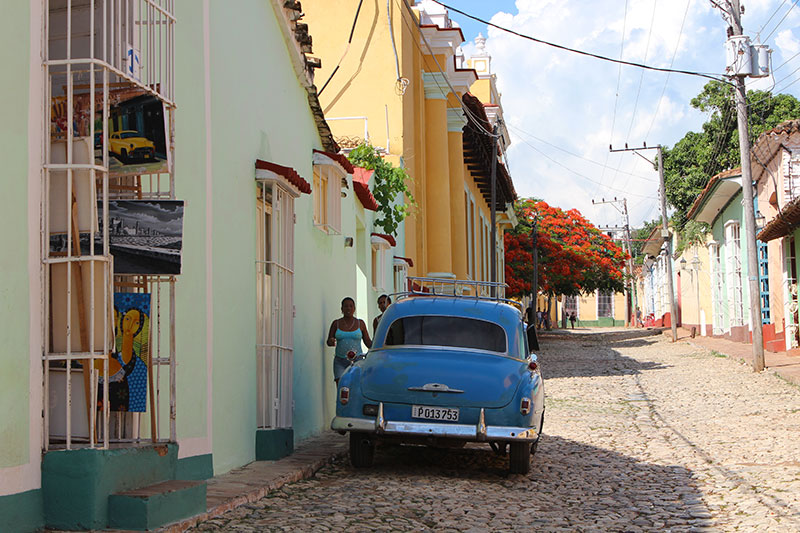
[635,307,643,328]
[373,294,391,334]
[569,311,576,329]
[327,297,372,384]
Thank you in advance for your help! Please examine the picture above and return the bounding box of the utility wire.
[762,0,799,43]
[396,0,502,139]
[507,123,656,182]
[318,0,365,97]
[755,0,788,41]
[432,0,727,82]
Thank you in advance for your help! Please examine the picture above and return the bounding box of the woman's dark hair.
[341,297,355,307]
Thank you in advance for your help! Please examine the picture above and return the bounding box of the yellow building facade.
[304,0,516,284]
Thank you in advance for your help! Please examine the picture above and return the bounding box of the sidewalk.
[159,431,349,532]
[664,326,800,387]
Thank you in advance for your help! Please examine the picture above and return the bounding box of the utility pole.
[610,144,678,342]
[531,217,539,327]
[593,197,638,327]
[716,0,765,372]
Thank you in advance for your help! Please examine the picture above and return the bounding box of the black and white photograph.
[100,200,184,275]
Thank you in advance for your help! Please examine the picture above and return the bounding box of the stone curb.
[156,435,349,533]
[679,335,800,388]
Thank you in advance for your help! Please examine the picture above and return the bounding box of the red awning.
[371,232,396,247]
[313,149,355,174]
[394,255,414,267]
[255,159,311,194]
[352,167,379,211]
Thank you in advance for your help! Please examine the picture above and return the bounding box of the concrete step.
[108,480,206,531]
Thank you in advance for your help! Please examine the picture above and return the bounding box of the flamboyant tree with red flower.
[504,198,629,299]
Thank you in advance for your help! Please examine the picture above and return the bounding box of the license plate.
[411,405,459,422]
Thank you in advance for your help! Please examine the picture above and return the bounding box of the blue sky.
[437,0,800,228]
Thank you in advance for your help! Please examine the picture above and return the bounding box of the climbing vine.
[348,143,415,237]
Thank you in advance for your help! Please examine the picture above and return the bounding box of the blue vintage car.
[331,279,544,474]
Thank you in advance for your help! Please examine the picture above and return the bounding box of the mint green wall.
[172,0,211,465]
[172,0,405,474]
[0,2,32,471]
[710,189,750,331]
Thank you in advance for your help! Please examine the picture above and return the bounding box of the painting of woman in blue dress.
[101,293,151,412]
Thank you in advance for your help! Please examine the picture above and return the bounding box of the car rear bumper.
[331,404,538,442]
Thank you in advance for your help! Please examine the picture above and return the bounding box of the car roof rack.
[393,276,523,313]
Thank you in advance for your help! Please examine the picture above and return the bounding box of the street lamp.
[679,257,687,271]
[755,212,766,230]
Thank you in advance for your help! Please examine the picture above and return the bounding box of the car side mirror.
[526,323,539,352]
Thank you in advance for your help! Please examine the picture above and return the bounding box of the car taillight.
[528,361,538,371]
[520,397,531,415]
[339,387,350,405]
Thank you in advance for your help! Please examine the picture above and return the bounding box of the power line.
[755,0,788,41]
[512,133,653,198]
[762,0,799,43]
[432,0,727,82]
[318,0,365,97]
[506,123,656,182]
[396,0,502,139]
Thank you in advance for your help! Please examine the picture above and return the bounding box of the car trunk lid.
[359,348,525,408]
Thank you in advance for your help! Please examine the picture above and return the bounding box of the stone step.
[108,479,206,531]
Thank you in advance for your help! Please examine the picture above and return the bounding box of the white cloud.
[461,0,800,228]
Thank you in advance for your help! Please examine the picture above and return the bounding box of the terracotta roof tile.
[313,149,354,174]
[352,167,378,211]
[371,232,396,247]
[255,159,311,194]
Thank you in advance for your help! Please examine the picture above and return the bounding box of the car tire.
[509,441,531,474]
[120,148,128,162]
[349,432,375,468]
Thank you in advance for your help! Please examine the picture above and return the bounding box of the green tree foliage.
[663,81,800,229]
[348,143,415,236]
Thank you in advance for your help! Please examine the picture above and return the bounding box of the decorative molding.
[419,26,461,57]
[423,72,450,100]
[446,107,466,132]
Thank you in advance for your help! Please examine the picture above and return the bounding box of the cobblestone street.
[191,331,800,532]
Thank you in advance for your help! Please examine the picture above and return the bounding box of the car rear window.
[384,316,506,352]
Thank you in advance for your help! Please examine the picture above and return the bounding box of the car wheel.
[349,432,375,468]
[509,441,531,474]
[120,149,127,162]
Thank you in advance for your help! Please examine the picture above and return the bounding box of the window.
[598,290,613,318]
[385,316,506,352]
[708,242,725,335]
[393,258,409,292]
[725,221,743,326]
[371,235,393,291]
[465,189,475,279]
[312,152,346,234]
[255,175,298,430]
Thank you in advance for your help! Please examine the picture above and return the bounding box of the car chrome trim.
[407,383,465,393]
[377,402,386,432]
[330,414,539,442]
[477,408,486,440]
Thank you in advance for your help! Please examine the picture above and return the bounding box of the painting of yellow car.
[109,130,156,162]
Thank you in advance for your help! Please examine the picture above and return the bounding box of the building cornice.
[423,72,449,100]
[446,107,466,132]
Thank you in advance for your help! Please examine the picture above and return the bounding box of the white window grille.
[725,221,744,327]
[784,238,799,350]
[44,0,176,451]
[311,153,346,234]
[255,176,296,429]
[370,235,392,291]
[393,258,409,293]
[783,148,800,204]
[597,290,613,318]
[708,242,725,335]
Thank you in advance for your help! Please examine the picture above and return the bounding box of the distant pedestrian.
[635,307,643,328]
[569,312,576,329]
[373,294,391,334]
